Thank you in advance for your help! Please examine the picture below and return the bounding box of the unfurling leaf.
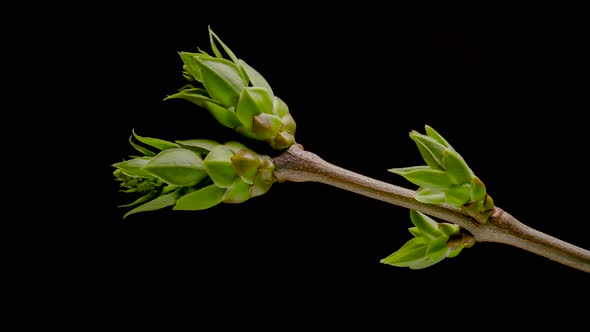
[144,149,207,186]
[410,132,446,170]
[176,139,221,154]
[470,176,486,202]
[389,167,453,189]
[236,87,274,127]
[410,210,441,239]
[239,59,274,95]
[133,130,179,151]
[195,56,246,106]
[414,187,447,204]
[426,235,450,261]
[124,190,181,219]
[424,125,453,149]
[174,185,226,210]
[380,240,428,267]
[442,149,472,185]
[445,184,471,206]
[203,145,237,188]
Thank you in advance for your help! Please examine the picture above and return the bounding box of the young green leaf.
[445,184,471,206]
[133,130,179,151]
[414,187,447,205]
[387,165,431,175]
[410,210,441,240]
[223,178,251,203]
[208,27,239,64]
[143,149,207,187]
[205,103,242,129]
[236,87,274,127]
[124,190,181,219]
[239,59,274,96]
[470,176,487,202]
[174,185,227,210]
[176,139,221,154]
[410,132,446,170]
[380,242,428,267]
[118,192,156,208]
[164,88,220,109]
[408,257,442,270]
[203,145,237,188]
[408,227,423,238]
[112,157,154,179]
[390,168,453,189]
[424,125,453,150]
[129,136,155,157]
[438,223,461,237]
[442,149,472,185]
[195,56,246,107]
[426,235,450,261]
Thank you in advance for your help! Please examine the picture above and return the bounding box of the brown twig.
[273,144,590,273]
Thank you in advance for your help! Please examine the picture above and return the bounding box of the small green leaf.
[176,139,221,154]
[438,223,461,237]
[174,185,226,210]
[470,176,487,202]
[414,187,447,204]
[124,190,181,219]
[203,145,237,188]
[209,27,240,64]
[119,192,156,208]
[223,178,251,203]
[144,149,207,186]
[129,136,155,157]
[408,227,423,238]
[239,59,274,96]
[196,56,246,107]
[445,184,471,206]
[380,242,428,267]
[424,125,453,150]
[409,257,443,270]
[133,130,179,151]
[236,87,274,127]
[164,88,220,108]
[205,103,242,128]
[391,168,453,189]
[426,235,450,261]
[387,165,430,174]
[112,157,154,178]
[442,149,472,185]
[410,210,441,240]
[397,236,428,251]
[410,132,446,170]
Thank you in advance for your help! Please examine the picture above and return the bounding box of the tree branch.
[273,144,590,273]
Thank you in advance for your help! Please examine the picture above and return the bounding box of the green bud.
[170,28,297,150]
[252,113,283,139]
[203,145,237,188]
[231,149,262,184]
[438,223,461,237]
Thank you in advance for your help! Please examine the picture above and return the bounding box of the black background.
[25,3,590,328]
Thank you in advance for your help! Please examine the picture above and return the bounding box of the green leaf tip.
[381,210,474,270]
[168,28,296,150]
[390,125,494,223]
